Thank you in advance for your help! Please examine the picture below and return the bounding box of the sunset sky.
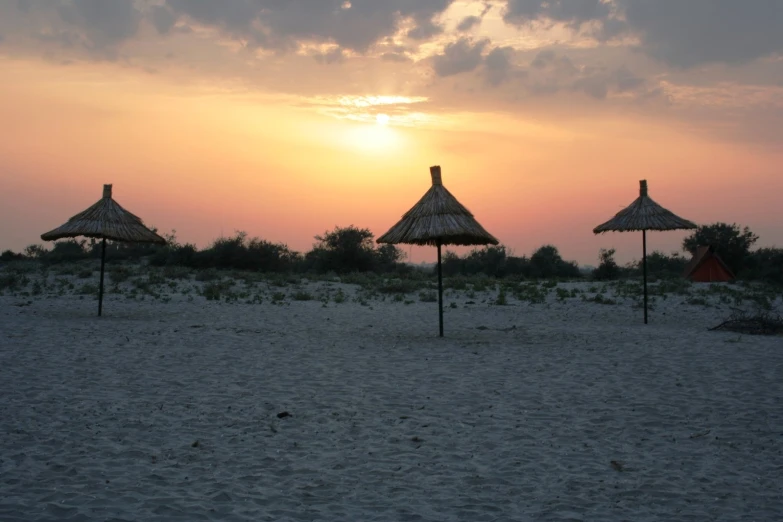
[1,0,781,265]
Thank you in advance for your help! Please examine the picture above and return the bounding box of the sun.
[376,113,390,126]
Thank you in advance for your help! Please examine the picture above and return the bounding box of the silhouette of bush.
[593,248,619,281]
[302,225,405,274]
[742,248,783,284]
[0,250,24,262]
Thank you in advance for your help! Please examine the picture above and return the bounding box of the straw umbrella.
[41,184,166,316]
[593,180,696,324]
[377,166,499,336]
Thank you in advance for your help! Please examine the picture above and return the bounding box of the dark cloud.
[381,52,411,62]
[62,0,141,47]
[503,0,609,27]
[516,49,657,101]
[163,0,455,54]
[150,5,177,36]
[34,29,79,49]
[432,37,488,77]
[502,0,783,68]
[484,46,514,86]
[457,15,481,32]
[621,0,783,67]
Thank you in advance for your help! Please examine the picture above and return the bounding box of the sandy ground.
[1,281,782,521]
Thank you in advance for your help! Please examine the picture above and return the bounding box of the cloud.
[620,0,783,67]
[457,15,481,32]
[502,0,783,68]
[58,0,141,48]
[150,5,177,36]
[503,0,609,27]
[381,52,411,63]
[484,46,514,86]
[163,0,456,54]
[314,47,345,64]
[432,37,488,77]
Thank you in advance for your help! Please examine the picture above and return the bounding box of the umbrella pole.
[642,230,648,324]
[437,241,444,337]
[98,238,106,317]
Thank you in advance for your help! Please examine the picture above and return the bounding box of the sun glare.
[376,113,390,125]
[342,122,401,154]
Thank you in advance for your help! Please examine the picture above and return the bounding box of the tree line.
[1,222,781,283]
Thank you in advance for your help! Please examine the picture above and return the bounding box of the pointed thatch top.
[41,184,166,244]
[377,166,499,246]
[593,179,697,233]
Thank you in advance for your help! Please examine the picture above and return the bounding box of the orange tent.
[683,246,735,282]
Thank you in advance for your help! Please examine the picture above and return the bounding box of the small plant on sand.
[202,280,235,301]
[333,289,346,303]
[513,282,548,304]
[583,293,617,305]
[419,290,437,302]
[163,265,191,280]
[292,290,313,301]
[76,282,99,295]
[686,296,709,307]
[77,269,93,279]
[110,265,133,283]
[494,288,508,305]
[271,291,286,303]
[195,269,220,282]
[0,273,22,292]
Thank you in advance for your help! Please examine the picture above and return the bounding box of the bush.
[529,245,581,279]
[0,250,25,262]
[742,248,783,284]
[592,248,619,281]
[303,225,404,274]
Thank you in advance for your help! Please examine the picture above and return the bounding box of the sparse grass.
[202,280,235,301]
[292,290,313,301]
[377,279,420,294]
[76,282,99,295]
[419,291,437,303]
[495,288,508,305]
[195,269,220,282]
[163,265,191,280]
[110,265,134,283]
[512,282,549,304]
[583,293,617,305]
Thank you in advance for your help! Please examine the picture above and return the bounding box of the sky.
[1,0,781,266]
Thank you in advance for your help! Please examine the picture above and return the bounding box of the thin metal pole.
[437,241,444,337]
[642,230,648,324]
[98,238,106,317]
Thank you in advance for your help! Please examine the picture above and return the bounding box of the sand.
[1,278,782,521]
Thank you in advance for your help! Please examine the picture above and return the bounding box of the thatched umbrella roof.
[593,180,696,324]
[378,166,498,337]
[41,184,166,244]
[593,180,696,233]
[41,184,165,316]
[377,166,499,247]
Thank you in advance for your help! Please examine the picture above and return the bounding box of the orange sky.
[1,1,781,265]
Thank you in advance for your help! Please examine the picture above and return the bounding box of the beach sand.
[1,278,782,521]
